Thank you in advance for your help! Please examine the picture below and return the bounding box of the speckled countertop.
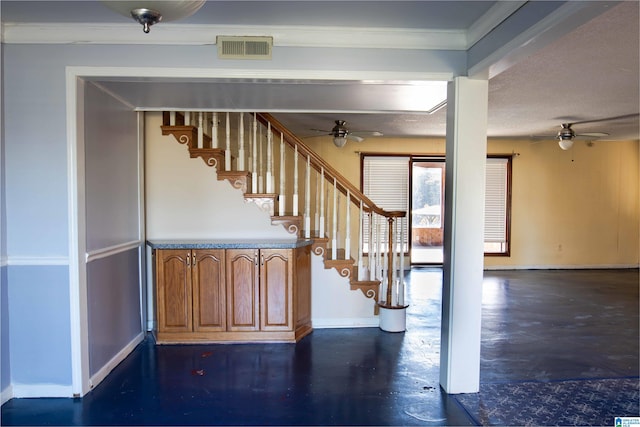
[146,239,313,249]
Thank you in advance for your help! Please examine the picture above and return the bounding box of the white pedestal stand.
[378,304,409,332]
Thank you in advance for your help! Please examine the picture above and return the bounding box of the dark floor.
[2,268,639,426]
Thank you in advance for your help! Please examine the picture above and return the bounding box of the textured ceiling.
[276,1,639,142]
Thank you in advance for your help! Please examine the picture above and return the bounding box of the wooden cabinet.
[156,249,225,334]
[153,243,311,343]
[226,249,260,331]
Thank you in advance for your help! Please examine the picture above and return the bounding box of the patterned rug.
[453,377,639,426]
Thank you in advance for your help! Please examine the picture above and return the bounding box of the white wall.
[83,82,144,385]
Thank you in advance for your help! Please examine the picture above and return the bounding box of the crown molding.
[2,22,468,50]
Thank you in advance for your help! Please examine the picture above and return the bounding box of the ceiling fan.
[312,120,383,147]
[538,113,638,150]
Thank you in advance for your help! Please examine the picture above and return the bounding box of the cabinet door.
[260,249,293,331]
[226,249,259,331]
[192,249,226,332]
[156,249,192,332]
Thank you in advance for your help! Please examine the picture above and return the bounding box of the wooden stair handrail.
[257,113,405,220]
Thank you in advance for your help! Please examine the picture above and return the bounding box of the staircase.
[160,111,407,313]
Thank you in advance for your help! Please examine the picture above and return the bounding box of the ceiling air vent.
[217,36,273,60]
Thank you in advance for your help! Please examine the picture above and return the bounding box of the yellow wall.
[305,135,640,268]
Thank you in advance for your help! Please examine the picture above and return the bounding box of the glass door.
[410,160,445,264]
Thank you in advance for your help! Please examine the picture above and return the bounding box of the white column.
[184,111,191,126]
[440,76,488,394]
[169,111,176,125]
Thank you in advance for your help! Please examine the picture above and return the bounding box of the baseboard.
[88,332,144,392]
[11,383,73,398]
[312,317,379,329]
[1,384,14,405]
[484,264,639,270]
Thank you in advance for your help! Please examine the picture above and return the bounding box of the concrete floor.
[2,268,638,425]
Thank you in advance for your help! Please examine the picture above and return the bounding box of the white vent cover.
[217,36,273,60]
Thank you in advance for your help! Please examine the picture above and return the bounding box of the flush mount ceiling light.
[101,1,206,33]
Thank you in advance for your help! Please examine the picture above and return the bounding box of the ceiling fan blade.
[352,130,383,137]
[347,134,364,143]
[575,132,609,138]
[572,113,639,126]
[310,128,331,134]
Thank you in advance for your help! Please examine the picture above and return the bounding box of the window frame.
[360,152,512,257]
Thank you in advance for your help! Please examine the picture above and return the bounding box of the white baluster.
[357,200,365,281]
[252,114,258,193]
[225,112,231,171]
[197,112,204,149]
[332,178,338,260]
[319,168,325,238]
[314,174,320,237]
[211,112,219,149]
[184,111,191,126]
[238,114,245,171]
[399,216,405,306]
[369,211,375,281]
[391,218,398,306]
[345,190,351,260]
[270,125,275,193]
[378,217,388,284]
[169,111,176,126]
[279,133,285,215]
[259,123,264,193]
[266,122,273,193]
[293,145,299,216]
[304,155,311,239]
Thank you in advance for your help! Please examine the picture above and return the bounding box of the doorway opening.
[410,160,445,265]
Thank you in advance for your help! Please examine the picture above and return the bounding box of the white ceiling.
[2,1,638,142]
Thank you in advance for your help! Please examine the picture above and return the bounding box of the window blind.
[484,158,508,242]
[362,156,409,247]
[363,156,409,211]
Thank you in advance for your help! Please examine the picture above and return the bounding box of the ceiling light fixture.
[333,136,348,148]
[131,8,162,33]
[557,123,575,150]
[332,120,349,147]
[101,1,206,33]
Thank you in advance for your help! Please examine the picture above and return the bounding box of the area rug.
[453,377,639,426]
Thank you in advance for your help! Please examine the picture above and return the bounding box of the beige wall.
[306,135,640,269]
